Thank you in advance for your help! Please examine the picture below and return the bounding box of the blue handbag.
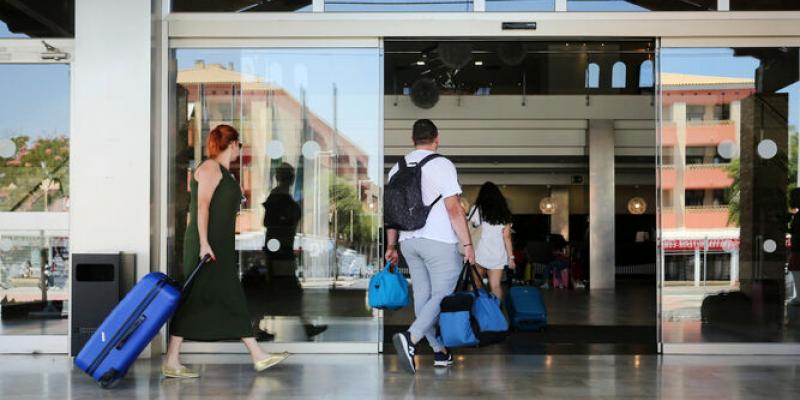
[368,261,409,310]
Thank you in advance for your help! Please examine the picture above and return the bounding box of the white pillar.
[550,188,570,241]
[72,0,152,352]
[730,250,739,286]
[672,102,687,228]
[694,249,701,287]
[589,120,615,289]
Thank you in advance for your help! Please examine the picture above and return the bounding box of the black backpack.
[384,153,444,231]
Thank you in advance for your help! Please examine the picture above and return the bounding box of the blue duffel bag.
[438,263,508,348]
[368,261,409,310]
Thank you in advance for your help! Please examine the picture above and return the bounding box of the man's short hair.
[275,162,295,185]
[412,119,438,145]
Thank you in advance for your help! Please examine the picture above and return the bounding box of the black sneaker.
[433,350,454,367]
[392,331,416,374]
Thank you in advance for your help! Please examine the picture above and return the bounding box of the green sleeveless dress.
[170,163,253,340]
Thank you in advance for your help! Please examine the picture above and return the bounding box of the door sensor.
[502,22,537,30]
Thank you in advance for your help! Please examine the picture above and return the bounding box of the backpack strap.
[412,153,444,207]
[415,153,443,168]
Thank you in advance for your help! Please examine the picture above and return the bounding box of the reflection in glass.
[0,65,70,212]
[568,0,715,11]
[173,49,381,343]
[0,1,74,38]
[660,47,800,343]
[172,0,312,12]
[485,0,554,12]
[0,63,70,336]
[0,232,69,335]
[326,0,472,12]
[730,0,800,11]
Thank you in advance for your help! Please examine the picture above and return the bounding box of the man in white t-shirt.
[385,119,475,375]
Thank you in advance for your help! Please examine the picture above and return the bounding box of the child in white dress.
[468,182,515,299]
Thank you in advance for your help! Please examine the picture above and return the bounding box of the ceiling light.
[627,197,647,215]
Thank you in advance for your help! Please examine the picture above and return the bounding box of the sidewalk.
[1,353,799,399]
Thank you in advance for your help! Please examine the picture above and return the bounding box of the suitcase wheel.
[99,368,119,389]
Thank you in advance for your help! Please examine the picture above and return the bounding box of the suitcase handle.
[182,254,212,292]
[115,315,147,350]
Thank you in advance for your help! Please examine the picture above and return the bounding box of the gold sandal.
[161,365,200,378]
[253,352,289,372]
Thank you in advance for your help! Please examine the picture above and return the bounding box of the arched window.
[639,59,654,88]
[585,63,600,89]
[612,61,627,88]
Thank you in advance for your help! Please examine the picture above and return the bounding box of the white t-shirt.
[387,150,462,244]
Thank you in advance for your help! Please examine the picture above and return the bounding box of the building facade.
[1,0,800,356]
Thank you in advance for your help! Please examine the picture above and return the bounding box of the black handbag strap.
[457,262,483,293]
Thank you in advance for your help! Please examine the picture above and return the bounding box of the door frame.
[0,39,73,354]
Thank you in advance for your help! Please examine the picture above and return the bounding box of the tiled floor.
[2,353,800,399]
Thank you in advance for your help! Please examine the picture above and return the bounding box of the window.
[486,0,554,12]
[0,63,71,337]
[730,0,800,10]
[612,62,627,89]
[686,105,706,122]
[639,60,654,88]
[685,190,705,206]
[568,0,715,11]
[585,63,600,89]
[172,0,312,12]
[326,0,472,12]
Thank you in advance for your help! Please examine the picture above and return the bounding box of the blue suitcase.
[506,285,547,332]
[74,256,208,388]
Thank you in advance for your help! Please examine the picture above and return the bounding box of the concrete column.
[589,119,615,289]
[672,102,687,228]
[694,249,701,287]
[550,188,570,241]
[730,250,739,286]
[72,0,152,354]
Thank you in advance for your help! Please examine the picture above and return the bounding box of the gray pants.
[400,238,463,352]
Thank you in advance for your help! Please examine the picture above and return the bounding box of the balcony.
[660,164,733,190]
[661,120,736,146]
[661,206,734,229]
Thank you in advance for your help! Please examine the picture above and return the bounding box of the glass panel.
[660,47,800,343]
[0,65,70,213]
[173,48,382,343]
[172,0,312,12]
[731,0,800,10]
[326,0,472,12]
[386,40,657,350]
[568,0,715,11]
[0,1,74,38]
[0,63,70,336]
[0,232,69,335]
[485,0,554,12]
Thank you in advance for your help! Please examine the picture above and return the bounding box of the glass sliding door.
[170,47,382,350]
[0,61,71,351]
[659,46,800,345]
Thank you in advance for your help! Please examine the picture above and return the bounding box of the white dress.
[469,206,509,270]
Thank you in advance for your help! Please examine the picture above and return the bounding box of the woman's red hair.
[207,124,239,159]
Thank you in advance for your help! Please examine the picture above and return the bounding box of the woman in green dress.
[163,124,288,378]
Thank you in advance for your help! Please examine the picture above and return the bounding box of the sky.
[0,64,70,141]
